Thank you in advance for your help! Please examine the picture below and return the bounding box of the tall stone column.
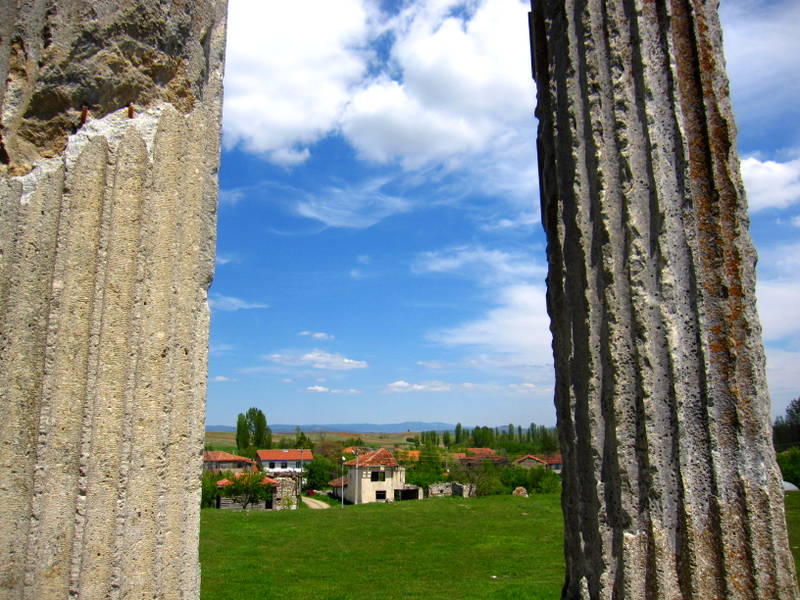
[0,2,226,598]
[531,1,799,599]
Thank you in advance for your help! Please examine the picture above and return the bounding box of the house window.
[269,462,275,469]
[376,490,386,501]
[281,461,288,469]
[371,471,386,482]
[294,461,300,468]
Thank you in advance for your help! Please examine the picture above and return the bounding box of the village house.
[216,474,299,511]
[513,455,548,469]
[340,448,420,504]
[257,449,314,474]
[203,450,256,473]
[513,454,563,474]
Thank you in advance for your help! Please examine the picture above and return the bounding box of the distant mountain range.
[206,421,456,434]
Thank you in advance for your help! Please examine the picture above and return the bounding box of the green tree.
[442,430,452,447]
[304,456,335,490]
[253,410,270,448]
[775,396,800,450]
[226,471,274,510]
[454,423,463,445]
[294,427,314,449]
[236,413,249,451]
[201,471,228,508]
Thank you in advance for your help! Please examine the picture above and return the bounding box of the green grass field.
[200,492,800,599]
[200,495,564,600]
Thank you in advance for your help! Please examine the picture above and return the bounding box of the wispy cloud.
[209,343,236,356]
[428,284,553,368]
[219,188,245,206]
[209,294,269,311]
[216,252,241,266]
[294,177,412,228]
[299,330,335,340]
[266,349,368,370]
[306,385,361,394]
[209,375,237,383]
[721,0,800,145]
[413,245,544,285]
[384,380,452,393]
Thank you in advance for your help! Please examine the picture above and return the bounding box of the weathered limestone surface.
[0,2,226,598]
[531,1,799,599]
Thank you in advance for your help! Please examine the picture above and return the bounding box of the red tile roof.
[256,449,315,462]
[345,447,398,467]
[405,450,420,461]
[466,448,496,457]
[513,454,547,466]
[216,478,233,487]
[329,476,348,487]
[535,453,562,465]
[203,451,255,464]
[450,453,467,460]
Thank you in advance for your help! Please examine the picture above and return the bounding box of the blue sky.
[207,0,800,428]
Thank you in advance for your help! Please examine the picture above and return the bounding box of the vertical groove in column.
[0,169,63,597]
[76,127,148,599]
[532,0,799,598]
[25,138,109,600]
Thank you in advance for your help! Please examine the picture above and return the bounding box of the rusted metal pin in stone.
[127,103,135,118]
[78,104,89,127]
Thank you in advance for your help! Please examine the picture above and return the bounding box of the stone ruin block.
[1,2,227,598]
[531,0,799,597]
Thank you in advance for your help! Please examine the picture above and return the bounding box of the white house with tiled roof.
[343,448,419,504]
[257,449,314,474]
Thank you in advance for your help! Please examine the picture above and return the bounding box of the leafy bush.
[201,470,231,508]
[778,447,800,487]
[304,456,336,490]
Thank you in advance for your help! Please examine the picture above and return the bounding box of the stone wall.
[0,2,227,598]
[531,1,799,598]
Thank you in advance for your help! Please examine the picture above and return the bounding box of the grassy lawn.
[784,492,800,573]
[200,495,564,600]
[201,492,800,599]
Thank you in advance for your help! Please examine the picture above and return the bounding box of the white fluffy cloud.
[209,375,237,382]
[342,0,533,168]
[266,349,368,370]
[222,0,538,211]
[223,0,374,164]
[741,157,800,212]
[209,293,269,311]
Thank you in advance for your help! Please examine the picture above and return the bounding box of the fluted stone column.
[0,2,226,598]
[531,1,799,598]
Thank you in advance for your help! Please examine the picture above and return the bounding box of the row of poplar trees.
[236,407,272,451]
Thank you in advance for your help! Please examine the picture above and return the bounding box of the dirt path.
[301,496,331,509]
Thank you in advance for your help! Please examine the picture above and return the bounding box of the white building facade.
[256,449,314,474]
